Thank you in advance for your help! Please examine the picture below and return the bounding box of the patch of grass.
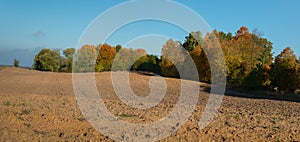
[24,122,31,128]
[118,113,135,118]
[20,102,26,107]
[3,101,11,106]
[17,116,25,121]
[21,109,32,115]
[233,114,241,120]
[0,66,5,71]
[34,129,46,135]
[256,116,262,124]
[77,117,86,122]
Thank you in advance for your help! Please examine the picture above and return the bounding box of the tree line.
[33,44,161,74]
[33,26,300,93]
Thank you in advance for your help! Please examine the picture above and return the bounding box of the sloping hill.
[0,67,299,141]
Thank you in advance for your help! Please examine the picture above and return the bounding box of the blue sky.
[0,0,299,66]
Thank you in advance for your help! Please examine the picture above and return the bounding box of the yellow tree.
[271,47,299,93]
[95,44,117,72]
[160,39,186,78]
[74,45,98,72]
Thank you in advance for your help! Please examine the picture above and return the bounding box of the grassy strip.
[118,113,135,118]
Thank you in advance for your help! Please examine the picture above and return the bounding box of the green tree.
[133,54,161,74]
[63,48,76,59]
[271,47,299,93]
[182,31,202,52]
[33,48,62,72]
[61,48,75,72]
[13,58,20,67]
[215,30,232,41]
[116,45,122,52]
[243,64,271,90]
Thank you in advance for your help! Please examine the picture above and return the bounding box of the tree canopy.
[33,49,62,72]
[32,26,300,94]
[13,58,20,67]
[271,47,299,93]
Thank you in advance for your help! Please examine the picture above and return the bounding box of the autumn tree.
[214,26,274,87]
[160,39,186,78]
[297,57,300,89]
[183,32,213,82]
[243,64,271,90]
[111,48,143,71]
[74,43,156,73]
[95,44,117,72]
[228,26,253,85]
[73,45,98,72]
[271,47,299,93]
[241,32,273,89]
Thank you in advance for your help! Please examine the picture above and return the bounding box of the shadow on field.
[225,90,300,102]
[135,71,159,76]
[132,71,300,103]
[224,89,300,103]
[189,85,300,103]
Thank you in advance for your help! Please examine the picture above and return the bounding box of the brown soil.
[0,67,299,141]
